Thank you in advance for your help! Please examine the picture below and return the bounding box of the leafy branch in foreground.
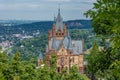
[84,0,120,79]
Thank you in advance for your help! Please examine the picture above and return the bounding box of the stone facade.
[39,8,84,73]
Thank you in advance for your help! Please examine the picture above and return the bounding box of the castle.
[38,8,84,73]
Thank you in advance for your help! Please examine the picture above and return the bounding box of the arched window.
[57,67,60,72]
[59,33,61,35]
[73,57,74,63]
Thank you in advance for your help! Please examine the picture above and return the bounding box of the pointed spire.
[51,37,57,49]
[57,5,61,22]
[58,7,60,13]
[67,30,73,50]
[67,29,71,39]
[58,3,61,18]
[56,5,64,32]
[54,14,56,22]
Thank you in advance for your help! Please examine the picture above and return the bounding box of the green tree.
[2,52,24,80]
[87,41,99,80]
[0,72,5,80]
[84,0,120,79]
[36,53,58,80]
[68,66,85,80]
[0,48,8,80]
[49,53,57,69]
[21,63,37,80]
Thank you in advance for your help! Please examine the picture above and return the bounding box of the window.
[57,67,60,72]
[73,57,74,63]
[59,33,61,35]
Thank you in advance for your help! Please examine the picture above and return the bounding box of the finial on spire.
[54,14,56,22]
[58,3,61,14]
[56,4,63,32]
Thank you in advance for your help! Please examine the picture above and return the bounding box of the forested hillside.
[0,0,120,79]
[0,20,91,35]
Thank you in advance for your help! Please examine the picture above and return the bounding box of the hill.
[0,20,93,61]
[0,20,92,35]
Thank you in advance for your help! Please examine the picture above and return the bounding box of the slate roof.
[56,8,64,32]
[49,8,83,55]
[72,40,83,54]
[51,37,57,49]
[49,36,83,54]
[67,31,73,50]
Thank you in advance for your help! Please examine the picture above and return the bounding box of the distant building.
[0,41,12,52]
[38,8,84,73]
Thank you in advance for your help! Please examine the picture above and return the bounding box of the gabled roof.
[67,31,73,50]
[72,40,83,54]
[49,35,83,54]
[57,35,69,50]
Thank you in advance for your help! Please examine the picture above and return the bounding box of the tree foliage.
[85,0,120,79]
[0,50,87,80]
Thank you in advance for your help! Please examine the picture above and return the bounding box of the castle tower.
[45,8,84,73]
[48,8,67,41]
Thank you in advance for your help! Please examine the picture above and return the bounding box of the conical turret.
[51,37,57,49]
[56,8,64,32]
[67,30,73,50]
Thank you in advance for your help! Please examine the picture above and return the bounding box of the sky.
[0,0,96,21]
